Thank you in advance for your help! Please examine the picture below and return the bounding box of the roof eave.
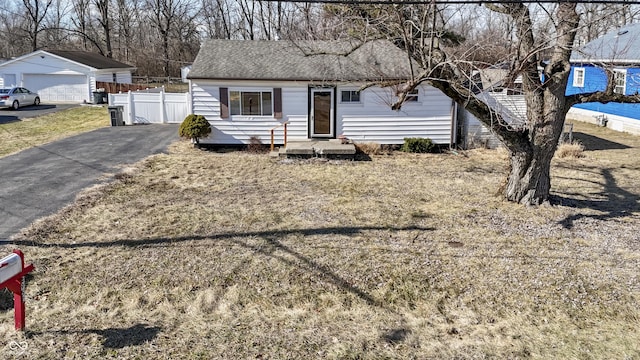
[0,50,94,70]
[187,76,409,82]
[93,67,137,72]
[571,58,639,65]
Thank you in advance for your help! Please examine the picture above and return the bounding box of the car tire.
[34,97,40,106]
[11,100,19,110]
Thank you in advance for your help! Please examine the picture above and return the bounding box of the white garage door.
[23,74,87,103]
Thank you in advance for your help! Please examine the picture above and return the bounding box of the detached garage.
[0,50,135,103]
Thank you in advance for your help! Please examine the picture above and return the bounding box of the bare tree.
[326,3,640,205]
[94,0,113,57]
[70,0,92,49]
[237,0,257,39]
[22,0,54,50]
[578,3,640,43]
[146,0,197,76]
[115,0,141,60]
[0,2,29,57]
[200,0,232,39]
[43,0,69,45]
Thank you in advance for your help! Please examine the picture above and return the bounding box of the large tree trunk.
[504,141,554,205]
[499,2,577,205]
[503,84,569,204]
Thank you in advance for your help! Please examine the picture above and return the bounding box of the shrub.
[178,114,211,145]
[556,142,585,158]
[354,142,383,155]
[247,136,267,153]
[401,137,436,153]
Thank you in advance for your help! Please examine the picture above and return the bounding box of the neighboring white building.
[0,50,136,103]
[187,39,457,146]
[181,65,192,83]
[459,69,527,149]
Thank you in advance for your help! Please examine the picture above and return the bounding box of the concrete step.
[276,140,356,159]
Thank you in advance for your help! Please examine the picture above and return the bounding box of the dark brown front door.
[311,88,334,137]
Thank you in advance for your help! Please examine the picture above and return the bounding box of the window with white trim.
[573,68,585,87]
[614,69,626,95]
[229,90,273,116]
[406,89,419,102]
[340,90,361,103]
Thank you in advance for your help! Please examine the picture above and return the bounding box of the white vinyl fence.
[108,90,191,124]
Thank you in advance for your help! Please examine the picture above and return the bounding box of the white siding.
[338,86,454,144]
[461,92,527,149]
[116,71,132,83]
[341,116,453,144]
[95,73,114,82]
[567,107,640,135]
[191,80,455,145]
[487,92,527,121]
[1,73,17,87]
[90,76,97,93]
[192,84,221,118]
[94,71,132,84]
[192,81,309,145]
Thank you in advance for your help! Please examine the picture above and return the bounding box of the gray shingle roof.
[571,23,640,64]
[188,39,414,81]
[47,50,135,69]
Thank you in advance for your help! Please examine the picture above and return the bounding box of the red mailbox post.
[0,250,35,331]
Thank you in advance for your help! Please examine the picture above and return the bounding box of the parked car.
[0,87,40,110]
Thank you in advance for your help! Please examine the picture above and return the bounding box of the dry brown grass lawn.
[0,106,109,158]
[555,142,585,158]
[1,121,639,359]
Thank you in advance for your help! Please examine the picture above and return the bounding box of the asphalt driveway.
[0,124,179,241]
[0,104,79,124]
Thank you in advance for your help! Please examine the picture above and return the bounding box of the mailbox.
[0,253,22,284]
[0,250,34,331]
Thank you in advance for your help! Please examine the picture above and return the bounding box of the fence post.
[127,90,134,125]
[187,90,193,116]
[160,88,166,124]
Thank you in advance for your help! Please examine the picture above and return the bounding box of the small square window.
[614,70,626,95]
[406,89,419,102]
[341,90,360,103]
[573,68,585,87]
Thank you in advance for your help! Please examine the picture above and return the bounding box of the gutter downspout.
[450,101,458,149]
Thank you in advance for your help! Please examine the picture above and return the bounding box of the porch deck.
[271,139,356,160]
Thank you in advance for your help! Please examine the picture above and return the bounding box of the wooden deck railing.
[270,121,289,151]
[96,81,150,93]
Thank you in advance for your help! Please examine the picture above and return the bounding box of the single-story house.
[187,39,458,146]
[0,50,136,103]
[567,23,640,134]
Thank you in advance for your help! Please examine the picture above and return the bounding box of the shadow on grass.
[12,226,433,307]
[31,324,161,349]
[383,328,411,344]
[0,289,11,310]
[572,132,631,151]
[553,166,640,229]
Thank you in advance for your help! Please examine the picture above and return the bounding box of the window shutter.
[273,88,282,119]
[219,87,229,118]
